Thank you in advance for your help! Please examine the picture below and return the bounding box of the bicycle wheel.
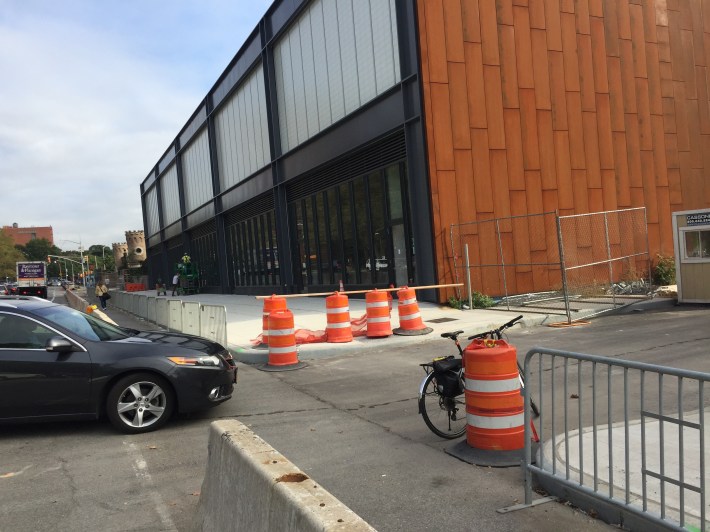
[419,372,467,439]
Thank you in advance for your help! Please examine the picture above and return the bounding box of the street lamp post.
[62,239,86,288]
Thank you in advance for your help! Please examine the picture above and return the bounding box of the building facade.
[2,223,54,246]
[141,0,710,302]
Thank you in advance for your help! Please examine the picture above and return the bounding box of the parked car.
[0,296,237,433]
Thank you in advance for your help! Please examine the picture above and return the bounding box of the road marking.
[124,441,177,531]
[0,465,32,478]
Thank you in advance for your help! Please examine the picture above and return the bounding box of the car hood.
[115,331,224,355]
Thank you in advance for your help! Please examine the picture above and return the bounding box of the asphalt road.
[1,293,708,531]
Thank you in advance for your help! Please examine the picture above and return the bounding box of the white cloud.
[0,0,270,248]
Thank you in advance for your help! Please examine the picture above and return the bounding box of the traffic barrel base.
[393,286,433,336]
[445,439,539,467]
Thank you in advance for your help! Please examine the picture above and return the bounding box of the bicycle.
[418,315,539,439]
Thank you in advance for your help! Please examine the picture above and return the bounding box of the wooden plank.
[577,33,596,111]
[662,97,676,133]
[464,43,488,128]
[484,65,507,149]
[513,6,535,88]
[659,62,674,98]
[588,188,604,213]
[617,0,632,40]
[697,66,710,134]
[607,57,626,131]
[542,189,560,213]
[582,111,602,188]
[673,81,690,151]
[635,78,653,150]
[504,108,526,190]
[668,168,682,206]
[601,169,619,211]
[531,250,551,292]
[430,83,456,171]
[603,0,620,57]
[588,0,603,17]
[651,115,669,186]
[680,30,698,99]
[479,0,501,65]
[686,99,702,168]
[566,91,586,169]
[645,43,663,116]
[575,0,591,34]
[424,1,449,83]
[560,0,575,12]
[525,170,545,218]
[629,5,648,79]
[640,0,657,44]
[657,26,671,62]
[544,0,564,51]
[665,132,680,169]
[549,51,568,130]
[499,25,520,108]
[640,150,659,222]
[619,40,638,114]
[656,186,673,252]
[538,110,557,189]
[490,150,513,221]
[572,169,590,214]
[624,114,644,188]
[596,94,615,169]
[590,17,609,94]
[497,0,515,25]
[519,88,541,169]
[471,129,495,212]
[529,0,546,29]
[462,0,482,42]
[443,0,466,62]
[448,62,473,149]
[561,12,581,91]
[532,29,552,109]
[554,131,575,209]
[510,192,532,273]
[613,132,632,206]
[454,149,477,223]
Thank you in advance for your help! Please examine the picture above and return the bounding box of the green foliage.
[0,230,25,280]
[16,238,61,261]
[448,291,496,309]
[652,254,676,286]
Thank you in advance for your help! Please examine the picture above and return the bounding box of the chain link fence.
[451,208,651,322]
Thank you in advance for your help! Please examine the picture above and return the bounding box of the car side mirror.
[46,336,76,353]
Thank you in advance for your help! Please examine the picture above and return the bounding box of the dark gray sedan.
[0,296,237,433]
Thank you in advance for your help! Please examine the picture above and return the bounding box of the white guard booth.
[672,208,710,303]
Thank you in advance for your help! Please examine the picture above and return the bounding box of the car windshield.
[33,305,131,341]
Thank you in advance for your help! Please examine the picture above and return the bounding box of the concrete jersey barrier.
[193,420,376,532]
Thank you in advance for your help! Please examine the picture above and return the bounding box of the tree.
[0,230,25,280]
[16,238,61,262]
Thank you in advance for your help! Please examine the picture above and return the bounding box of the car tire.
[106,373,175,434]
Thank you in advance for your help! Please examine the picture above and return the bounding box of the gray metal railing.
[522,348,710,531]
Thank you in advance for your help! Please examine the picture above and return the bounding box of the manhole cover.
[426,317,458,323]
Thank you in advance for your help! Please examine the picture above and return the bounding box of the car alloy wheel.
[107,373,174,433]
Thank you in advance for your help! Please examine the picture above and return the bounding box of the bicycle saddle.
[440,330,464,340]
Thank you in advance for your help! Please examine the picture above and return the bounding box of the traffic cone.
[261,309,306,371]
[393,286,432,336]
[365,289,392,338]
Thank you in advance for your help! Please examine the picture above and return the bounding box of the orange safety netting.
[251,314,369,346]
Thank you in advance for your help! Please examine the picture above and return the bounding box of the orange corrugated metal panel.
[662,97,676,133]
[575,0,591,34]
[542,189,559,213]
[499,25,520,108]
[572,169,590,214]
[577,33,596,111]
[504,109,526,190]
[657,26,671,62]
[529,0,545,29]
[636,78,653,151]
[454,150,477,221]
[625,116,644,188]
[617,1,632,40]
[479,0,500,65]
[566,92,586,169]
[519,89,541,169]
[496,0,514,25]
[607,57,625,131]
[465,43,488,128]
[665,132,680,169]
[424,1,449,83]
[588,0,603,17]
[697,67,710,134]
[645,43,663,116]
[430,83,456,170]
[612,132,632,206]
[549,51,568,130]
[560,0,574,13]
[641,0,658,43]
[490,150,512,221]
[461,0,482,42]
[582,111,602,188]
[588,188,604,214]
[596,94,615,169]
[554,132,574,209]
[687,99,703,168]
[603,0,620,57]
[673,81,690,151]
[448,62,472,149]
[629,5,648,79]
[484,65,507,148]
[590,17,609,93]
[525,170,544,222]
[601,170,618,211]
[561,13,581,91]
[656,187,673,252]
[619,41,638,113]
[544,0,563,51]
[651,115,669,186]
[538,110,557,190]
[531,30,552,109]
[471,129,494,212]
[443,0,466,62]
[513,7,535,88]
[514,0,529,6]
[641,150,659,222]
[531,250,551,291]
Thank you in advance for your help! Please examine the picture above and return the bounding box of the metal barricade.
[181,301,201,336]
[521,348,710,531]
[200,304,228,347]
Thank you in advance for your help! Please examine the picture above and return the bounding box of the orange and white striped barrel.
[393,286,432,335]
[365,289,392,338]
[463,339,524,451]
[262,295,287,346]
[326,292,353,343]
[267,309,299,366]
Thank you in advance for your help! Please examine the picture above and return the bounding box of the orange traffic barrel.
[326,292,353,343]
[267,309,299,366]
[463,339,524,452]
[366,289,392,338]
[261,295,287,347]
[393,286,432,336]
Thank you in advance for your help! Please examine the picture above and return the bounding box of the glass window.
[684,229,710,259]
[0,315,57,349]
[386,164,403,220]
[306,199,318,284]
[339,183,356,284]
[369,171,389,283]
[316,193,330,284]
[34,307,130,342]
[328,188,343,282]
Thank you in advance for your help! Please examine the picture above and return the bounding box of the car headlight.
[167,355,222,367]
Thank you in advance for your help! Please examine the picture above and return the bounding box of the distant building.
[2,223,54,246]
[112,230,146,270]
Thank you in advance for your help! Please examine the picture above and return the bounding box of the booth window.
[683,228,710,260]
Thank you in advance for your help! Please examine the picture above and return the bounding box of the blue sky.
[0,0,271,250]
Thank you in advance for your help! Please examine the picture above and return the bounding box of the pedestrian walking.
[95,280,110,310]
[171,273,180,296]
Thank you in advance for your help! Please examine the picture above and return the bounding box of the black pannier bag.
[432,356,463,397]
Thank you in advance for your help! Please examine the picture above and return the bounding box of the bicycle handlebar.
[467,315,523,340]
